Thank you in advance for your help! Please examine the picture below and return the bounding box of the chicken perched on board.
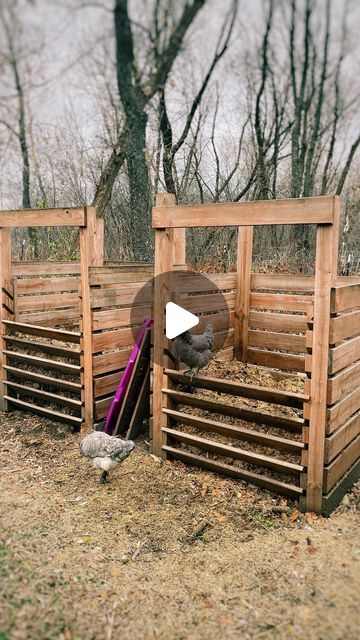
[172,323,214,380]
[80,430,135,483]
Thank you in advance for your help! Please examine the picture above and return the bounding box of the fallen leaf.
[307,546,318,554]
[212,511,227,523]
[288,510,300,522]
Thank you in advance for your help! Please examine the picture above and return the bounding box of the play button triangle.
[165,302,199,340]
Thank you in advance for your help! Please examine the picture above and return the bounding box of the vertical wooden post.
[155,193,185,266]
[152,214,174,457]
[0,228,12,411]
[306,217,338,513]
[234,226,253,361]
[79,206,95,430]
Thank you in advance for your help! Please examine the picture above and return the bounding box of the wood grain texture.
[0,207,86,227]
[249,311,307,333]
[329,335,360,374]
[247,348,305,372]
[323,433,360,491]
[326,387,360,434]
[329,310,360,344]
[330,283,360,313]
[325,411,360,463]
[327,359,360,405]
[234,226,253,361]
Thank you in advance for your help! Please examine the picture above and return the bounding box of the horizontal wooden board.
[174,272,236,293]
[249,311,307,333]
[4,350,81,374]
[93,348,133,376]
[4,365,82,393]
[165,370,307,408]
[4,381,83,409]
[179,292,235,314]
[16,277,79,294]
[0,207,86,228]
[251,292,312,313]
[326,387,360,434]
[163,446,303,497]
[94,369,125,399]
[330,283,360,313]
[90,284,152,309]
[164,389,304,431]
[247,348,305,372]
[329,335,360,375]
[18,292,80,312]
[251,274,314,291]
[322,457,360,516]
[163,427,303,475]
[248,329,306,353]
[94,396,112,420]
[323,433,360,491]
[92,305,152,331]
[3,320,81,343]
[12,261,81,276]
[4,395,83,425]
[152,196,335,228]
[20,309,80,326]
[327,360,360,405]
[4,336,81,361]
[329,310,360,344]
[325,411,360,463]
[164,408,305,453]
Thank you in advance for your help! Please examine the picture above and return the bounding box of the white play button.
[165,302,199,340]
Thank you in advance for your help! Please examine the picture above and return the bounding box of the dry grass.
[0,403,359,640]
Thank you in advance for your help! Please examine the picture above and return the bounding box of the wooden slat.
[326,387,360,434]
[4,380,83,409]
[163,427,303,475]
[179,292,235,314]
[251,274,314,291]
[90,284,152,309]
[163,389,304,431]
[17,292,80,311]
[94,369,125,398]
[327,360,360,405]
[4,365,82,393]
[163,408,305,453]
[16,277,79,294]
[250,292,312,312]
[249,311,307,333]
[174,272,236,293]
[4,336,81,360]
[163,446,303,498]
[93,348,133,376]
[325,411,360,463]
[89,271,152,286]
[12,261,81,276]
[20,310,80,326]
[0,228,12,410]
[322,457,360,516]
[247,348,305,372]
[4,395,83,425]
[330,283,360,313]
[92,305,152,331]
[92,327,141,353]
[4,350,81,374]
[329,310,360,344]
[234,226,253,361]
[248,330,306,353]
[0,207,86,228]
[94,396,112,420]
[3,320,81,343]
[323,434,360,491]
[165,370,307,408]
[329,335,360,375]
[152,196,335,228]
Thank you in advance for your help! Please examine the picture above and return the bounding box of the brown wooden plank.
[330,283,360,313]
[17,292,80,312]
[4,380,83,409]
[90,284,152,309]
[163,408,305,453]
[92,305,152,331]
[249,311,307,332]
[329,310,360,344]
[94,369,125,398]
[3,320,81,344]
[327,359,360,405]
[89,271,152,286]
[326,387,360,434]
[325,411,360,463]
[0,228,12,410]
[165,369,307,408]
[19,310,80,326]
[179,292,235,314]
[251,274,314,291]
[174,272,236,293]
[0,206,86,228]
[12,261,81,276]
[4,395,83,425]
[322,457,360,516]
[4,336,81,360]
[163,427,303,475]
[248,330,306,353]
[234,226,253,361]
[247,348,305,372]
[4,350,81,374]
[329,335,360,374]
[93,348,133,376]
[163,389,304,431]
[94,396,112,420]
[4,365,82,393]
[163,446,304,497]
[323,433,360,491]
[16,277,79,294]
[92,327,142,354]
[250,292,312,312]
[152,196,335,228]
[127,369,150,440]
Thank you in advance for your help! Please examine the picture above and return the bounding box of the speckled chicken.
[80,430,135,483]
[172,323,214,378]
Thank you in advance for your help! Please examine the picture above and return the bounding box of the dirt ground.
[1,409,359,640]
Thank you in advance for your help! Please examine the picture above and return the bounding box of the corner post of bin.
[0,227,12,411]
[234,226,254,361]
[305,195,340,513]
[152,194,174,457]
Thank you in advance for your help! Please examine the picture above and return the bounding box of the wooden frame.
[152,194,352,514]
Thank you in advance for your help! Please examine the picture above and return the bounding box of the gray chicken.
[172,323,214,379]
[80,430,135,483]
